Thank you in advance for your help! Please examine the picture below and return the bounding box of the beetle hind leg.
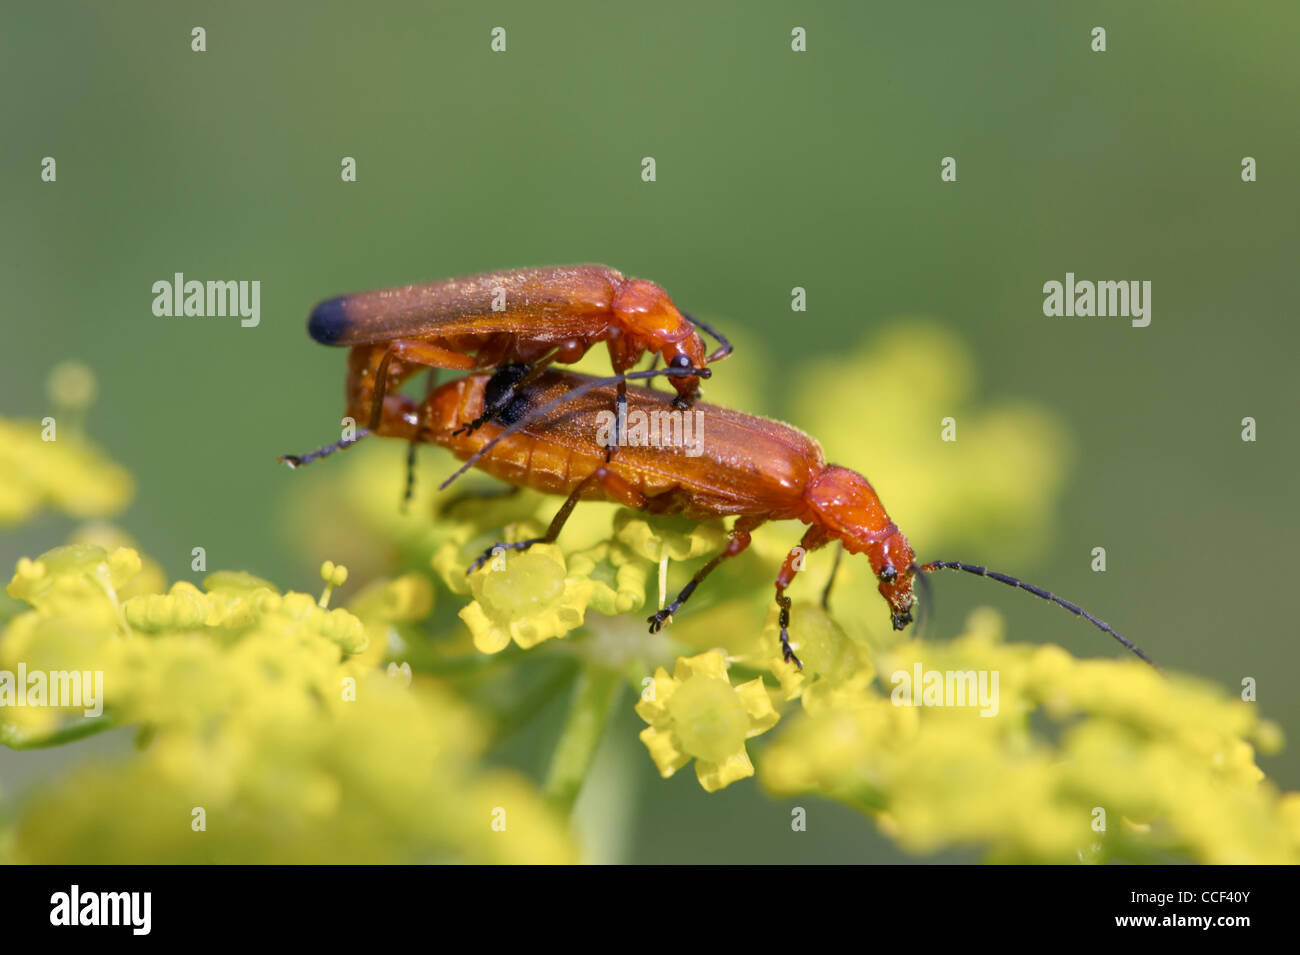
[278,428,371,469]
[647,516,764,633]
[464,465,640,575]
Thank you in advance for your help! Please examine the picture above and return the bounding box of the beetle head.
[805,466,917,631]
[611,279,705,403]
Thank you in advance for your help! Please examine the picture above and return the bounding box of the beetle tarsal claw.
[466,546,498,575]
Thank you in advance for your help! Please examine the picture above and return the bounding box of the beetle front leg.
[772,526,835,670]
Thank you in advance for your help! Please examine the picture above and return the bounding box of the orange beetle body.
[373,366,918,661]
[308,265,725,429]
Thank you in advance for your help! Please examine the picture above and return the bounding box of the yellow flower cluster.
[759,610,1298,863]
[7,325,1293,865]
[1,544,575,863]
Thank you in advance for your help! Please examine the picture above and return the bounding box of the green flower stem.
[543,663,623,813]
[488,658,580,745]
[422,645,527,674]
[1,716,117,750]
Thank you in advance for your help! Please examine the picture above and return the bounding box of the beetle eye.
[879,563,897,584]
[670,354,692,370]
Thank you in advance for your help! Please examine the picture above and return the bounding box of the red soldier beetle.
[284,365,1157,671]
[305,265,732,449]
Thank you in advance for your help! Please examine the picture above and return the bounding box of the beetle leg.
[605,380,627,461]
[647,515,765,634]
[353,341,476,433]
[398,369,440,511]
[771,526,835,670]
[639,353,660,393]
[465,466,643,574]
[387,340,479,368]
[820,542,845,610]
[368,346,398,431]
[278,428,371,469]
[399,440,419,511]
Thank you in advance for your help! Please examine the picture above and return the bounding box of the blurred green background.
[2,0,1296,862]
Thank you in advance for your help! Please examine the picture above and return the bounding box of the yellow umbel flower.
[566,541,647,616]
[458,543,595,654]
[613,511,726,563]
[636,649,780,792]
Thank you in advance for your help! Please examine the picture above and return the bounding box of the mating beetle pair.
[284,264,1156,670]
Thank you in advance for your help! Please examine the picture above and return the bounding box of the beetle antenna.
[920,561,1158,669]
[280,428,372,468]
[683,313,733,364]
[438,365,711,491]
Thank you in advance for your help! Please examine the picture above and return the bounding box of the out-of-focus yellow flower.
[1,543,575,863]
[790,323,1070,565]
[759,609,1299,863]
[345,572,436,668]
[65,524,168,599]
[0,363,132,526]
[637,649,780,792]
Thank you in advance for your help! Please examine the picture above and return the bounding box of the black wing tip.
[307,297,353,345]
